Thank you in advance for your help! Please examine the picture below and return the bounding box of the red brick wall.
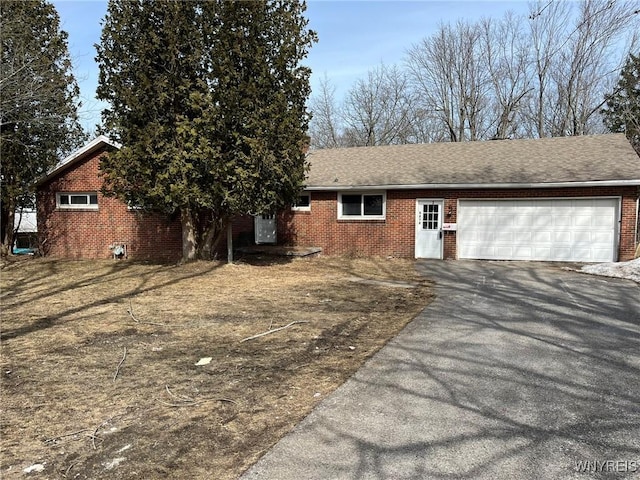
[279,187,639,261]
[37,148,183,260]
[36,148,255,261]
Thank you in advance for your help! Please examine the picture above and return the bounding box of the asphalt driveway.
[242,261,640,479]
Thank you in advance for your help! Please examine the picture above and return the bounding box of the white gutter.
[305,179,640,191]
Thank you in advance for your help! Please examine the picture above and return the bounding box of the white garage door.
[457,198,619,262]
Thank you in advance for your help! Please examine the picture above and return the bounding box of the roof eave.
[304,179,640,191]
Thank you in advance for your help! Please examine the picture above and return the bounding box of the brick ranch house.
[37,134,639,262]
[35,136,252,261]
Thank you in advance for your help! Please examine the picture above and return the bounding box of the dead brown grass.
[0,255,433,479]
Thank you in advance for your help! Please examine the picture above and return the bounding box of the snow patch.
[580,258,640,283]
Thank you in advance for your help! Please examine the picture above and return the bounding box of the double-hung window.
[56,192,99,210]
[338,192,385,220]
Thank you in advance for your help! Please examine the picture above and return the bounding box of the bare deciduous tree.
[406,21,491,142]
[308,74,343,149]
[479,14,533,139]
[0,0,85,255]
[526,0,639,137]
[310,0,638,148]
[341,63,415,146]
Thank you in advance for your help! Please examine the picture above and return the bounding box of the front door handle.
[438,230,443,239]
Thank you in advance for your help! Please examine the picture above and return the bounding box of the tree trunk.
[1,199,16,256]
[181,208,197,262]
[198,221,217,260]
[198,215,226,260]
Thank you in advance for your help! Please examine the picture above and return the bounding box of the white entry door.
[254,214,277,244]
[415,199,444,258]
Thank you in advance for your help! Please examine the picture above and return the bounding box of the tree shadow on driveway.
[243,260,640,479]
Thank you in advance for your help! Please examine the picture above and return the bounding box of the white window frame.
[337,191,386,220]
[56,192,99,210]
[292,192,311,211]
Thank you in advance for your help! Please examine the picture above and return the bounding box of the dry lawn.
[1,255,433,479]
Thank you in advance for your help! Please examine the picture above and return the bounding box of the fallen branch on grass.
[165,385,195,403]
[239,321,309,343]
[63,462,78,478]
[158,399,199,407]
[127,298,139,322]
[127,297,172,327]
[113,347,127,381]
[158,398,238,408]
[90,415,119,450]
[44,428,91,445]
[159,387,238,408]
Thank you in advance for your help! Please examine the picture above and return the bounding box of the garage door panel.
[477,246,494,257]
[574,215,592,227]
[494,246,514,257]
[458,198,618,262]
[514,215,533,226]
[533,216,553,228]
[495,231,515,242]
[594,215,615,227]
[593,247,613,259]
[532,231,552,243]
[553,230,572,243]
[534,247,552,258]
[553,215,572,227]
[554,205,572,213]
[476,215,495,226]
[573,231,592,242]
[551,247,572,260]
[593,232,613,243]
[470,231,493,242]
[572,247,592,258]
[512,246,534,259]
[513,231,532,242]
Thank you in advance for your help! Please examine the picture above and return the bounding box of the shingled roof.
[304,134,640,190]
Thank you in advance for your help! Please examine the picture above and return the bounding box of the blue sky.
[52,0,532,132]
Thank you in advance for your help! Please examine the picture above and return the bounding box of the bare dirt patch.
[1,256,433,479]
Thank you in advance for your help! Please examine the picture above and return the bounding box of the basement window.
[338,192,385,220]
[57,192,99,210]
[292,193,311,211]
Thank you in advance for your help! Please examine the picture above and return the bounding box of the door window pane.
[423,204,439,230]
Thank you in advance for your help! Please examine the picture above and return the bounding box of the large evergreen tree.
[0,0,84,254]
[602,52,640,155]
[96,0,316,261]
